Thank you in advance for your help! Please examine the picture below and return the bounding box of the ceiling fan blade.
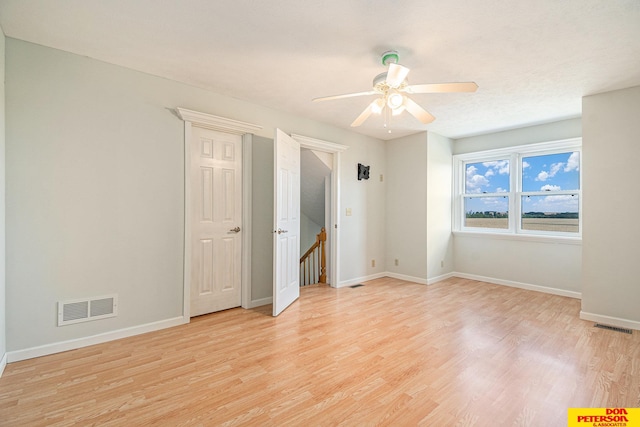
[313,91,377,102]
[404,97,435,124]
[405,82,478,94]
[386,63,410,88]
[350,101,377,127]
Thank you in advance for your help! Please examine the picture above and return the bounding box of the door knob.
[276,228,288,234]
[229,226,241,233]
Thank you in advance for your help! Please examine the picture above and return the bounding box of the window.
[464,159,510,230]
[454,139,581,238]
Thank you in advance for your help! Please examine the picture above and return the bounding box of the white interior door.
[190,127,242,317]
[273,129,301,316]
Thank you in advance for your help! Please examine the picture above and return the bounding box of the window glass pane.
[521,195,579,233]
[465,160,510,194]
[522,152,580,192]
[464,196,509,229]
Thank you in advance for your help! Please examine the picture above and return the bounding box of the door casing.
[177,108,261,318]
[291,134,347,289]
[176,108,348,319]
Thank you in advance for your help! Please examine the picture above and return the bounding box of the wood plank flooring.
[1,277,639,426]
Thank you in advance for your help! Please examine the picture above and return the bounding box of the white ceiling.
[1,0,639,140]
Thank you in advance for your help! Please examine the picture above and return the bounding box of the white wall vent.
[58,294,118,326]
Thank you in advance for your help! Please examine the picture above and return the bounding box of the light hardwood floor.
[1,277,639,426]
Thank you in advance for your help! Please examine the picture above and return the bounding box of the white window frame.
[453,138,582,241]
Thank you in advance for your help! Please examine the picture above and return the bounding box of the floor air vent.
[350,284,365,288]
[594,323,632,335]
[58,295,118,326]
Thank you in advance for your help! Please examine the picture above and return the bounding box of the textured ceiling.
[1,0,639,140]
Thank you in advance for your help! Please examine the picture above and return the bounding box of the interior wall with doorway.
[4,38,387,359]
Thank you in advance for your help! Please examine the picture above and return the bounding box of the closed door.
[273,129,301,316]
[190,127,242,317]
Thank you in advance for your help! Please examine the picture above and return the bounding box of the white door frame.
[176,108,262,317]
[291,134,348,288]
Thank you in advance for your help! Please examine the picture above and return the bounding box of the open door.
[273,129,301,316]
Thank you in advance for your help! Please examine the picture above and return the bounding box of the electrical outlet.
[380,174,384,182]
[371,259,375,268]
[441,260,444,268]
[394,259,399,266]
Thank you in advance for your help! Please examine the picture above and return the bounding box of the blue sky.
[465,152,580,213]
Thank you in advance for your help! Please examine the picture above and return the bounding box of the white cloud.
[550,162,564,176]
[466,164,491,192]
[482,160,509,175]
[536,171,549,181]
[535,162,565,181]
[467,174,489,190]
[540,184,561,191]
[522,161,530,169]
[565,152,580,172]
[495,187,508,193]
[473,196,509,210]
[529,194,579,212]
[485,169,494,177]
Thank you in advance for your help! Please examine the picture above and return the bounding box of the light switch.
[346,208,352,216]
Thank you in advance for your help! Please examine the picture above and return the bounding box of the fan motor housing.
[373,72,407,93]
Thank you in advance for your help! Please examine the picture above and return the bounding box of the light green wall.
[385,133,428,280]
[582,85,640,325]
[5,38,387,353]
[300,213,322,255]
[452,118,583,295]
[454,118,582,154]
[426,132,454,281]
[250,135,273,301]
[0,27,6,369]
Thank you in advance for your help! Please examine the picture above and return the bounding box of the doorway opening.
[292,133,347,291]
[300,148,332,286]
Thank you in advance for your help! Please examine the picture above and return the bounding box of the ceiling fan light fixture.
[314,50,478,129]
[387,92,405,110]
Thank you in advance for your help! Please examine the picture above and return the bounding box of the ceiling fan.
[313,51,478,128]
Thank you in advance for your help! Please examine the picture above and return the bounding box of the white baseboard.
[452,272,582,299]
[427,272,456,285]
[384,272,428,285]
[7,316,189,363]
[248,297,272,308]
[340,272,452,287]
[0,352,7,378]
[338,272,387,288]
[580,311,640,331]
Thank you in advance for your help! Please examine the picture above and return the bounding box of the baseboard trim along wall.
[0,352,7,378]
[249,297,272,308]
[7,316,189,363]
[427,272,456,285]
[385,272,428,285]
[579,311,640,332]
[338,273,387,288]
[452,272,582,299]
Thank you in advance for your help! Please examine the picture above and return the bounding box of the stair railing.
[299,227,327,286]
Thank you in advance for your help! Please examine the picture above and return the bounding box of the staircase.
[300,227,327,286]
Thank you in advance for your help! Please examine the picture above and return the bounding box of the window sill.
[452,230,582,245]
